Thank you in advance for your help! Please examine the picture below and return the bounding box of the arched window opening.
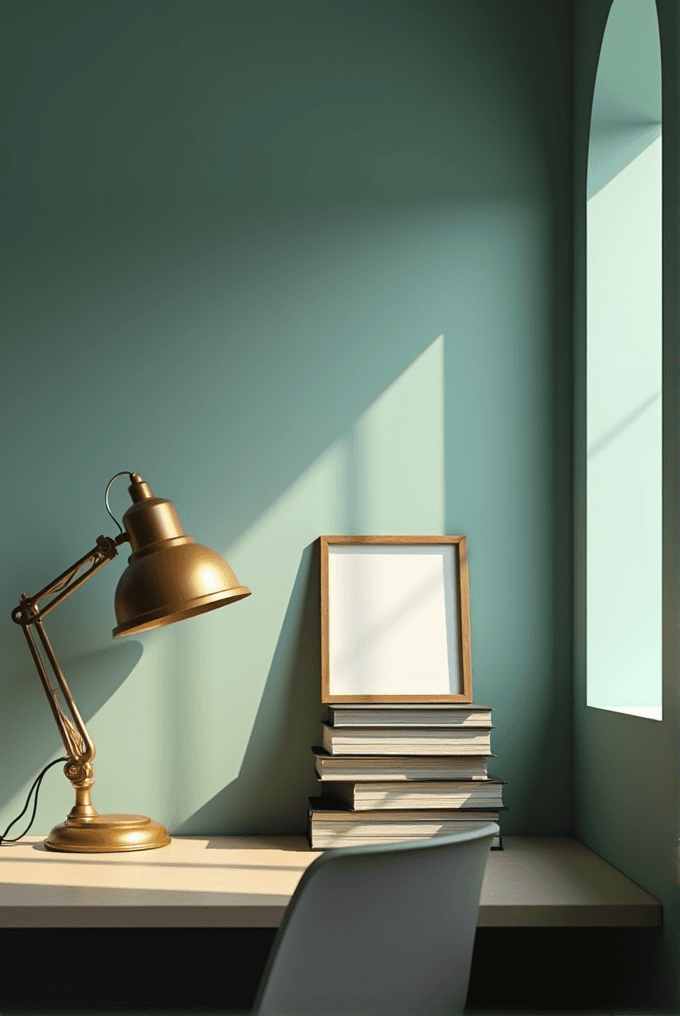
[586,0,663,719]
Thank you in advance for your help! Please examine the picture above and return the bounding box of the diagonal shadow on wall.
[173,541,322,836]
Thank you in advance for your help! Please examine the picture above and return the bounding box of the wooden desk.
[0,834,661,929]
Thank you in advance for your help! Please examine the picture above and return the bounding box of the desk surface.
[0,834,661,929]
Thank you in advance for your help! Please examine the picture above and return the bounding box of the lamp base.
[44,813,171,852]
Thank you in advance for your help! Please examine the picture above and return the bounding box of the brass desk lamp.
[11,472,251,853]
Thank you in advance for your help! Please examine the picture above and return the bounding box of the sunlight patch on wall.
[143,335,446,825]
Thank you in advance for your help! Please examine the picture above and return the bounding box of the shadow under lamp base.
[44,813,171,853]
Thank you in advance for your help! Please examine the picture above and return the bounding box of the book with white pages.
[321,723,493,756]
[312,747,492,781]
[326,704,493,727]
[320,778,506,811]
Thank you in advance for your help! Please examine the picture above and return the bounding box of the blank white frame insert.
[320,536,473,703]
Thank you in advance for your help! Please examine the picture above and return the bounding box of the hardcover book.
[321,723,494,756]
[326,703,493,727]
[312,747,492,781]
[320,778,506,811]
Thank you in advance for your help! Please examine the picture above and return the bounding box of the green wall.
[573,0,680,1009]
[0,0,572,844]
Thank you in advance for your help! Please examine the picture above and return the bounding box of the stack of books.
[308,703,505,849]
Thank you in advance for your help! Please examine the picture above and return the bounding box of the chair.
[252,821,498,1016]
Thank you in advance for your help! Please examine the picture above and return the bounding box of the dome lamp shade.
[113,474,251,636]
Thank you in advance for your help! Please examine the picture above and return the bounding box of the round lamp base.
[44,813,171,853]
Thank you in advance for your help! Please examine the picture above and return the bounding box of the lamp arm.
[11,533,129,776]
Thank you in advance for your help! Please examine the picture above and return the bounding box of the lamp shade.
[113,474,250,637]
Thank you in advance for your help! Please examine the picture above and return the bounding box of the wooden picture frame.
[320,536,473,703]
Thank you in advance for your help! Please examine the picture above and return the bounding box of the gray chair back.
[253,822,498,1016]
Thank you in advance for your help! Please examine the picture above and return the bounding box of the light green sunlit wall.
[0,0,572,839]
[586,0,663,715]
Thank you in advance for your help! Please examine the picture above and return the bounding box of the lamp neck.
[122,477,192,555]
[128,473,154,502]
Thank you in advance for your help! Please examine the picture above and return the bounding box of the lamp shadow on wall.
[173,541,321,836]
[0,641,142,820]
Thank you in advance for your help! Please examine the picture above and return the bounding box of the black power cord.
[0,757,68,845]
